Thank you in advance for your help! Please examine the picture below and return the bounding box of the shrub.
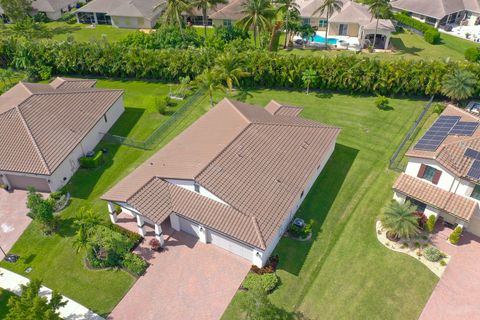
[424,29,441,45]
[426,214,437,233]
[49,187,67,201]
[432,103,445,114]
[214,26,249,43]
[375,95,389,110]
[109,224,143,245]
[79,150,103,168]
[122,252,148,276]
[439,260,447,266]
[26,187,43,218]
[155,97,167,115]
[149,238,161,251]
[423,246,443,262]
[288,219,314,238]
[122,26,202,50]
[465,47,480,62]
[448,226,463,244]
[243,272,279,293]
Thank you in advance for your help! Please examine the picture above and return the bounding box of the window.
[417,164,442,184]
[223,19,232,27]
[303,18,311,26]
[103,114,107,123]
[422,166,437,182]
[406,197,426,212]
[471,185,480,200]
[339,23,348,36]
[319,19,327,28]
[300,191,304,198]
[77,12,95,24]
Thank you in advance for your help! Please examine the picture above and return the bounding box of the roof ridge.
[251,216,266,249]
[224,98,253,124]
[14,106,51,174]
[18,82,33,95]
[27,88,124,96]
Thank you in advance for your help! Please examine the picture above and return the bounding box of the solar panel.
[467,160,480,179]
[414,116,461,151]
[464,148,480,159]
[449,121,479,136]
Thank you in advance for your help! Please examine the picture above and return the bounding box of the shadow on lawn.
[275,143,358,276]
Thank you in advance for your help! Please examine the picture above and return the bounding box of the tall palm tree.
[380,201,420,240]
[313,0,343,50]
[214,51,248,92]
[276,0,300,48]
[367,0,391,50]
[238,0,275,48]
[161,0,191,34]
[441,69,477,102]
[191,0,227,39]
[194,68,226,108]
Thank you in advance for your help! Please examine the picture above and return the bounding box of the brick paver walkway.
[107,213,250,320]
[420,224,480,320]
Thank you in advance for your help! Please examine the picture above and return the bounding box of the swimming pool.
[306,34,338,45]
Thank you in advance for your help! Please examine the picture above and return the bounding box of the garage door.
[468,216,480,237]
[210,231,253,261]
[6,175,50,192]
[179,217,199,238]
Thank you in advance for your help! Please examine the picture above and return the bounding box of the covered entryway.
[5,174,50,192]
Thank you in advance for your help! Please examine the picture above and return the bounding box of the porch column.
[0,174,11,191]
[384,35,391,50]
[107,201,118,224]
[136,214,146,237]
[252,250,264,268]
[198,225,207,244]
[170,213,180,231]
[434,19,440,28]
[155,223,165,247]
[93,13,98,24]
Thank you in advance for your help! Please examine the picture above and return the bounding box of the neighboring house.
[0,0,82,21]
[210,0,395,49]
[76,0,165,28]
[0,77,124,192]
[392,105,480,237]
[102,98,340,267]
[391,0,480,28]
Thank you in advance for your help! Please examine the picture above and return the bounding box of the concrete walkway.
[0,267,104,320]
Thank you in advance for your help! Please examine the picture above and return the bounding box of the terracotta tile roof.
[265,100,303,117]
[393,173,477,222]
[104,98,340,249]
[49,77,97,89]
[0,78,123,175]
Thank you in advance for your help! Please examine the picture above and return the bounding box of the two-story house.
[392,105,480,237]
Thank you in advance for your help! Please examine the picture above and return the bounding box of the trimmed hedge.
[122,252,148,276]
[465,47,480,62]
[448,226,463,244]
[394,13,441,44]
[79,150,103,168]
[243,272,279,293]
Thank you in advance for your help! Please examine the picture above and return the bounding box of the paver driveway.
[0,190,31,257]
[420,224,480,320]
[108,214,250,320]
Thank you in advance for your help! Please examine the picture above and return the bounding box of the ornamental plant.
[448,226,463,244]
[380,201,420,240]
[426,214,437,233]
[243,272,279,293]
[423,246,443,262]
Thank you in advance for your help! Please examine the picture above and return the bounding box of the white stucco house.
[392,105,480,237]
[0,0,83,21]
[0,77,124,192]
[102,99,340,267]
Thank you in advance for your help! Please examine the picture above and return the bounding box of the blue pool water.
[306,34,338,44]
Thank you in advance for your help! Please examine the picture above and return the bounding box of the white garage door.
[209,231,253,261]
[179,217,200,238]
[6,174,50,192]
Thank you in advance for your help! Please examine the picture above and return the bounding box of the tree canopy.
[0,0,32,22]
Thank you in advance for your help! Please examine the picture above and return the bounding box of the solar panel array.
[414,116,461,151]
[468,160,480,180]
[464,148,480,160]
[449,121,479,136]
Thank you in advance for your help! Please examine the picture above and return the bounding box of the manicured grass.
[0,80,211,316]
[0,289,14,318]
[281,30,480,61]
[222,90,438,319]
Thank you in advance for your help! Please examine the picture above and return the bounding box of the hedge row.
[79,150,103,168]
[393,13,441,44]
[1,38,480,97]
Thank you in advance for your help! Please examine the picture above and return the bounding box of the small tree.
[35,199,55,234]
[380,200,420,240]
[0,0,32,22]
[448,226,463,244]
[441,69,477,102]
[194,69,226,108]
[426,215,437,233]
[301,69,317,95]
[375,95,389,110]
[6,279,66,320]
[26,186,43,218]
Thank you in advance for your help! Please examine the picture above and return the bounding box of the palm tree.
[191,0,227,39]
[441,69,477,102]
[194,68,226,108]
[238,0,275,48]
[380,201,420,240]
[367,0,391,50]
[161,0,191,34]
[276,0,300,48]
[302,68,317,95]
[214,51,248,92]
[313,0,343,50]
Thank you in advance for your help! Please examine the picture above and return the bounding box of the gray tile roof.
[77,0,165,19]
[0,78,123,175]
[391,0,472,19]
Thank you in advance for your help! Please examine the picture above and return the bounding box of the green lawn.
[222,91,438,319]
[282,30,480,61]
[0,289,14,318]
[0,80,211,316]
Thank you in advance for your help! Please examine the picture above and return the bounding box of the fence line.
[103,89,204,150]
[389,96,435,171]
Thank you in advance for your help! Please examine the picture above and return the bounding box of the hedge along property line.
[1,39,480,97]
[393,13,441,44]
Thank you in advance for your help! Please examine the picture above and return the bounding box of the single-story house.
[393,105,480,237]
[210,0,395,49]
[76,0,165,28]
[391,0,480,28]
[0,77,124,192]
[102,99,340,267]
[0,0,82,21]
